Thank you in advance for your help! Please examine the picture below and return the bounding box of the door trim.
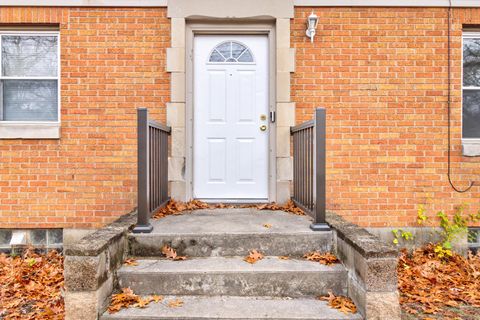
[186,21,277,202]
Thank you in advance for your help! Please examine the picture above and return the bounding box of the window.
[468,228,480,254]
[463,33,480,139]
[0,32,59,123]
[208,41,254,63]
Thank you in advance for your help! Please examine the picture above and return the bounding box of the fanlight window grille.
[208,41,254,63]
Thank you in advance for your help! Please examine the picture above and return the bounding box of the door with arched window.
[193,35,269,201]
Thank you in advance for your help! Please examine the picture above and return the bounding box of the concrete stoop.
[129,209,333,257]
[100,209,363,320]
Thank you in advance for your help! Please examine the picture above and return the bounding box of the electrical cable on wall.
[446,3,475,193]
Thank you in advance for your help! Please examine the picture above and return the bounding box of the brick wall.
[1,6,479,230]
[292,7,480,227]
[0,7,170,229]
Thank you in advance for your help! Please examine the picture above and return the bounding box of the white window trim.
[0,30,61,139]
[462,31,480,156]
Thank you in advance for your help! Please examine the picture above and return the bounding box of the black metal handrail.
[291,108,330,231]
[133,108,171,233]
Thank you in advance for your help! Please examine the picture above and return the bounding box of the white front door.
[193,35,269,201]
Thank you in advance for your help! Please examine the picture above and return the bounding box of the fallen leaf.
[263,223,272,228]
[124,258,138,266]
[279,256,290,260]
[304,251,339,265]
[319,291,357,314]
[134,297,153,308]
[168,298,184,308]
[162,245,187,261]
[151,295,164,303]
[244,250,264,264]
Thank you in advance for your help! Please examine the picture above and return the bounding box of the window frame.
[461,32,480,143]
[461,31,480,155]
[0,30,61,125]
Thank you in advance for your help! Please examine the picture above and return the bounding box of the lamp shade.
[306,11,319,42]
[308,12,318,29]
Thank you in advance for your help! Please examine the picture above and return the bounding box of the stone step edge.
[101,295,363,320]
[118,256,345,273]
[129,231,332,236]
[119,255,345,262]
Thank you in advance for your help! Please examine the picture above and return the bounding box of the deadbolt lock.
[260,114,267,121]
[260,125,267,131]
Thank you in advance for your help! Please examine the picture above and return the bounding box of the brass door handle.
[260,125,267,131]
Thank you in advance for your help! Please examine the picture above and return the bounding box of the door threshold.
[196,198,268,204]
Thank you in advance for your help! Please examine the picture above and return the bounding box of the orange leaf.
[167,298,184,308]
[108,288,141,313]
[319,292,357,315]
[151,295,163,303]
[304,252,339,265]
[161,244,187,261]
[124,258,138,266]
[244,250,264,264]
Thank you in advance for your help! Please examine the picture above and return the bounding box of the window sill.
[0,122,60,139]
[462,139,480,157]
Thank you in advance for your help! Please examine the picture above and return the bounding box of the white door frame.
[185,21,277,202]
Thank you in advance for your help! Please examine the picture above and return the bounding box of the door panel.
[208,70,227,123]
[207,138,226,183]
[237,70,255,123]
[193,35,269,200]
[236,138,254,183]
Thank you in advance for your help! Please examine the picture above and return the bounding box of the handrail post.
[310,108,330,231]
[133,108,153,233]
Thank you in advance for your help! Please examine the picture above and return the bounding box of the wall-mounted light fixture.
[306,11,319,43]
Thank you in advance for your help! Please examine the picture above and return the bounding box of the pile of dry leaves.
[0,249,64,320]
[108,288,166,314]
[152,199,304,219]
[398,244,480,317]
[304,251,339,265]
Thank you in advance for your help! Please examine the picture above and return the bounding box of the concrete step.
[101,295,363,320]
[129,209,332,257]
[118,256,347,297]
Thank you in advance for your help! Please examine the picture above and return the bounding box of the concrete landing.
[129,209,332,257]
[149,209,314,234]
[118,256,347,297]
[101,295,363,320]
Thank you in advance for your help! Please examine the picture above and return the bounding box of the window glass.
[209,49,224,62]
[463,35,480,139]
[3,80,58,121]
[462,90,480,138]
[0,34,59,122]
[2,36,58,77]
[208,41,254,63]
